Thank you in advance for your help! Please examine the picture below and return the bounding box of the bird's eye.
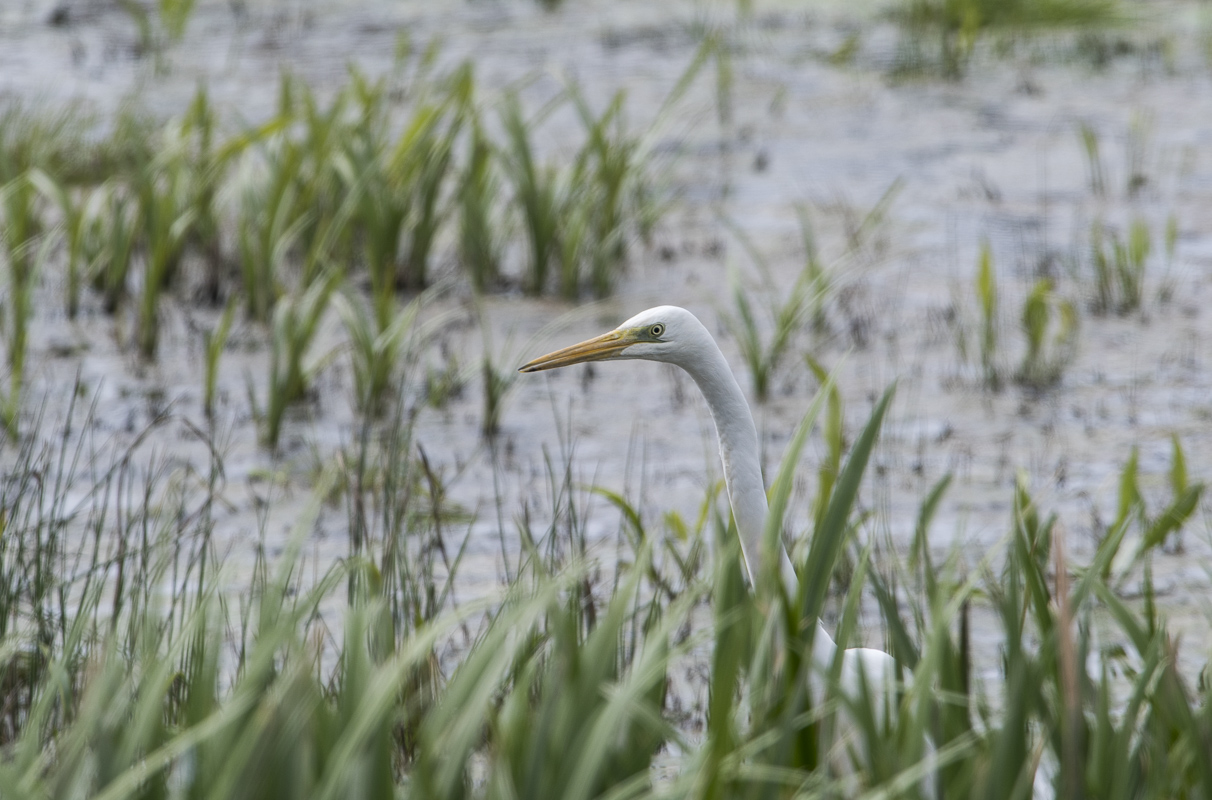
[650,323,665,338]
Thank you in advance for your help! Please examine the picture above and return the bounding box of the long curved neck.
[678,342,797,593]
[680,335,837,665]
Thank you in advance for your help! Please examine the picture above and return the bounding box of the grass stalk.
[976,241,1001,390]
[135,159,195,359]
[256,270,339,449]
[202,298,237,421]
[1016,279,1079,390]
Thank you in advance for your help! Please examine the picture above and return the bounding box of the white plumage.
[521,305,923,787]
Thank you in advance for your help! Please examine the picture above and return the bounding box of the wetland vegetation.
[2,0,1212,797]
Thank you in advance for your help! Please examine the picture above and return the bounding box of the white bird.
[519,305,914,783]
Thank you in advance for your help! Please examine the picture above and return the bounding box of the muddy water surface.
[5,0,1212,683]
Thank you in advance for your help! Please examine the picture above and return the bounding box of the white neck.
[676,339,796,592]
[676,329,838,664]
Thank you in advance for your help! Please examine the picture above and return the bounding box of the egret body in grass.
[519,305,905,769]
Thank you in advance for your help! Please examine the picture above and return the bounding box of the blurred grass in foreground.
[0,376,1207,799]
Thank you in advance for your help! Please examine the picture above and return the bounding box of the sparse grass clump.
[719,221,823,403]
[895,0,1120,78]
[91,186,140,315]
[478,328,521,440]
[1090,217,1151,315]
[236,142,305,323]
[336,290,421,419]
[253,271,339,449]
[349,65,470,294]
[118,0,198,64]
[134,155,195,359]
[1016,278,1079,389]
[723,267,814,403]
[796,204,831,334]
[569,88,650,297]
[976,241,1001,389]
[501,81,676,299]
[501,94,563,297]
[28,170,107,319]
[458,119,505,293]
[955,245,1079,392]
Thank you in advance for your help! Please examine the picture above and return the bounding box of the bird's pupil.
[652,325,663,336]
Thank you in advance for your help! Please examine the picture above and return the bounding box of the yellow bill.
[518,329,639,373]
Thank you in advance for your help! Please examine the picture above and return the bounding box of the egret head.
[519,305,702,373]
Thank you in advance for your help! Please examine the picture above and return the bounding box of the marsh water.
[4,0,1212,687]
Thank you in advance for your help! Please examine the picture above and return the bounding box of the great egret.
[519,304,907,778]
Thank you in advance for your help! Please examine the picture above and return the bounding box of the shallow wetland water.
[5,0,1212,689]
